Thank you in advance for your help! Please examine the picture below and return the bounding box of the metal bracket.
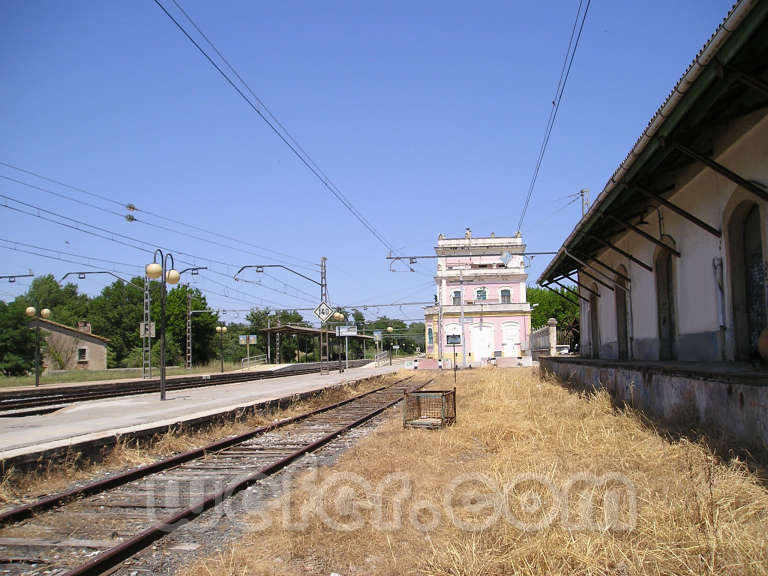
[577,254,631,283]
[551,278,590,302]
[633,186,721,238]
[563,274,600,297]
[563,251,615,291]
[540,283,579,306]
[665,140,768,203]
[606,214,681,257]
[588,234,653,272]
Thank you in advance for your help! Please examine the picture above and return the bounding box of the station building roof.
[538,0,768,286]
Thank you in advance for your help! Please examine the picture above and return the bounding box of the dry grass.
[182,367,768,576]
[0,375,392,508]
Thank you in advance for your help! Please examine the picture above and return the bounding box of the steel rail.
[0,361,371,414]
[0,375,413,527]
[59,377,427,576]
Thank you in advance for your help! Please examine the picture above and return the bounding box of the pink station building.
[424,230,532,366]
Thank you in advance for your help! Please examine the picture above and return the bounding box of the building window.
[476,288,487,301]
[77,347,88,363]
[427,327,434,345]
[501,289,511,304]
[452,291,461,305]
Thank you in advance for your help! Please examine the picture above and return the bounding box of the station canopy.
[259,323,373,340]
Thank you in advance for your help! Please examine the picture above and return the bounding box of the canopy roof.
[538,0,768,286]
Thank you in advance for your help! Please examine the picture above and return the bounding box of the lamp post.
[386,326,393,365]
[25,305,51,387]
[145,250,180,401]
[216,324,227,373]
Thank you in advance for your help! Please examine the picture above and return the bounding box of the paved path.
[0,364,401,462]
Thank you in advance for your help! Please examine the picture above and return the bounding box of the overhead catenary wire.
[516,0,591,233]
[152,0,397,254]
[0,169,318,272]
[0,194,315,300]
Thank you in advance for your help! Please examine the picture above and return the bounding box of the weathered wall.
[578,109,768,362]
[541,357,768,454]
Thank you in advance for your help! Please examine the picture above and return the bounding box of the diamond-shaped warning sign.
[313,301,333,323]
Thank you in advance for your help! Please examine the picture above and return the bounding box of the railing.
[529,318,558,360]
[374,350,389,367]
[530,326,551,352]
[240,354,268,370]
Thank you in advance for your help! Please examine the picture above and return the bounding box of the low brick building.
[29,318,109,372]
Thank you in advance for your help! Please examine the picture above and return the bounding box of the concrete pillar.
[548,318,558,357]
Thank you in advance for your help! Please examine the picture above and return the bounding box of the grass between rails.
[182,367,768,576]
[0,374,397,509]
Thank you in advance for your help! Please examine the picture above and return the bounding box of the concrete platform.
[0,364,401,466]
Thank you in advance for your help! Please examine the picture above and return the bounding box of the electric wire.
[153,0,396,254]
[0,170,318,272]
[516,0,591,232]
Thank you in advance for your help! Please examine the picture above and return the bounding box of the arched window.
[427,327,434,346]
[500,289,511,304]
[728,200,766,360]
[615,266,629,360]
[656,248,676,360]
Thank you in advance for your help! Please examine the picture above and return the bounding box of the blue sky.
[0,0,734,324]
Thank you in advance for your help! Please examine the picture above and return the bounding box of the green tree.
[88,277,144,367]
[26,275,89,326]
[527,284,579,331]
[163,285,218,366]
[0,298,35,376]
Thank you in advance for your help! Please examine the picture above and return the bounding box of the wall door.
[615,270,629,360]
[589,289,600,359]
[729,202,766,360]
[471,323,494,360]
[656,249,676,360]
[502,321,520,357]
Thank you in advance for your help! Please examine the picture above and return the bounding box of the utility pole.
[142,275,152,379]
[267,316,271,364]
[580,188,590,217]
[460,268,466,368]
[320,257,329,375]
[186,292,192,369]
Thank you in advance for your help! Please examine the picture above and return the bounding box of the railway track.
[0,375,425,575]
[0,360,371,417]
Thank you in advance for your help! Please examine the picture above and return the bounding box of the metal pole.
[345,336,349,369]
[460,268,466,368]
[220,328,224,373]
[34,322,41,388]
[186,292,192,369]
[267,317,271,364]
[159,252,168,401]
[580,188,589,216]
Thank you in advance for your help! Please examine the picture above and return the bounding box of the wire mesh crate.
[403,388,456,429]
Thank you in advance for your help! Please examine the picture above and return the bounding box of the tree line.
[0,275,426,376]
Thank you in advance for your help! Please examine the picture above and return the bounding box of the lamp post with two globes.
[25,305,51,387]
[215,324,227,373]
[145,250,180,401]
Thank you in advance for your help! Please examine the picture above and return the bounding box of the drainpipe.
[713,256,726,361]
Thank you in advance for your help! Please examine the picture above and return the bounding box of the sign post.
[446,334,461,385]
[336,325,357,370]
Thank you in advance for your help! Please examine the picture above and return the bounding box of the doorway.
[656,248,676,360]
[589,287,600,359]
[729,201,766,360]
[615,266,629,360]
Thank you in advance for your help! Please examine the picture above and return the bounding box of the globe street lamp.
[386,326,394,365]
[215,325,228,373]
[25,305,51,387]
[146,250,180,401]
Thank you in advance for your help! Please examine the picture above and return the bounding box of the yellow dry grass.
[0,376,390,508]
[182,367,768,576]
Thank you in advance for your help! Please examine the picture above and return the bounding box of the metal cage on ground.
[402,388,456,429]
